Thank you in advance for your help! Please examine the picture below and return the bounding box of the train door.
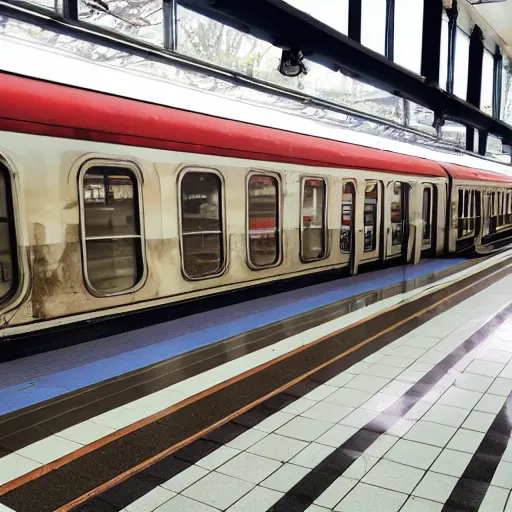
[340,180,356,271]
[386,181,409,259]
[421,184,434,252]
[362,180,381,262]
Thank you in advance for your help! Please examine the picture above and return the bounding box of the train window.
[81,166,145,295]
[390,182,404,247]
[364,182,378,252]
[490,191,497,234]
[341,182,355,254]
[457,188,478,239]
[301,177,326,261]
[247,173,280,268]
[0,164,17,302]
[180,170,225,279]
[422,187,432,243]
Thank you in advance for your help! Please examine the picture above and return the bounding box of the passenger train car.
[0,72,511,337]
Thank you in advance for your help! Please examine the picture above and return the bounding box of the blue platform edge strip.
[0,259,466,415]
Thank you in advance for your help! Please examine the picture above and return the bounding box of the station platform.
[0,251,512,512]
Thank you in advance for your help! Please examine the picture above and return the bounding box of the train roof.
[1,72,512,185]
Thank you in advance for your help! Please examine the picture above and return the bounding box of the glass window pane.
[248,175,279,267]
[454,28,470,99]
[422,187,431,242]
[341,182,355,254]
[181,172,224,277]
[0,166,15,301]
[302,178,326,261]
[394,0,423,74]
[361,0,386,55]
[283,0,349,35]
[86,238,140,293]
[364,182,378,252]
[83,170,137,238]
[439,15,449,90]
[78,0,164,47]
[391,182,403,246]
[481,50,494,115]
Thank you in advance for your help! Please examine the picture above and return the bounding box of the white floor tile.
[325,373,356,387]
[400,496,443,511]
[488,378,512,397]
[421,403,469,428]
[429,448,472,477]
[156,495,217,512]
[446,428,485,454]
[93,407,146,430]
[227,486,283,512]
[125,486,175,512]
[16,435,82,465]
[300,402,353,423]
[281,398,317,415]
[386,418,416,437]
[0,505,16,512]
[378,356,416,369]
[479,485,509,512]
[254,412,295,433]
[397,369,428,383]
[196,446,241,471]
[363,364,404,379]
[275,416,332,442]
[454,373,494,393]
[289,442,336,468]
[260,463,309,491]
[418,350,447,365]
[248,433,308,462]
[404,421,457,448]
[363,434,399,458]
[461,410,496,433]
[344,374,390,393]
[499,362,512,379]
[306,505,330,512]
[56,420,116,445]
[226,429,268,451]
[0,453,41,483]
[384,438,442,470]
[392,346,428,359]
[218,451,281,484]
[364,353,385,364]
[182,471,254,510]
[338,408,379,428]
[362,457,425,494]
[314,476,357,509]
[404,401,433,421]
[345,361,371,375]
[361,393,400,412]
[477,349,512,364]
[475,393,507,414]
[334,482,407,511]
[316,424,358,448]
[303,385,339,401]
[402,336,440,350]
[502,440,512,463]
[437,387,483,409]
[466,360,505,378]
[160,465,209,493]
[323,388,373,408]
[380,380,412,396]
[342,454,380,480]
[412,471,458,503]
[492,461,512,489]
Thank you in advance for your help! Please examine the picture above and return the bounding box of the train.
[0,72,511,338]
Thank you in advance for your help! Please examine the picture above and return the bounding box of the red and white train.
[0,72,511,337]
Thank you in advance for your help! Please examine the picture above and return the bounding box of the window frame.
[245,170,282,270]
[340,179,356,255]
[178,167,227,281]
[421,184,433,249]
[457,187,479,240]
[364,180,380,254]
[0,158,19,306]
[78,158,147,298]
[300,175,328,263]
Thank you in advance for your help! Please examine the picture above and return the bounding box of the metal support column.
[385,0,395,61]
[467,25,484,153]
[62,0,78,21]
[493,44,503,119]
[348,0,362,44]
[446,0,458,94]
[421,0,443,86]
[163,0,178,51]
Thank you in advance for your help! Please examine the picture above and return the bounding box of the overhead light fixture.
[467,0,507,4]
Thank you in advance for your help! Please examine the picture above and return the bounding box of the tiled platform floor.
[104,274,512,512]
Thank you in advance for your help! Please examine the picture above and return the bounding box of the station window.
[247,173,280,268]
[390,182,404,247]
[364,182,378,252]
[422,187,432,243]
[180,170,225,279]
[81,166,144,295]
[0,164,17,302]
[301,177,326,261]
[341,182,355,254]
